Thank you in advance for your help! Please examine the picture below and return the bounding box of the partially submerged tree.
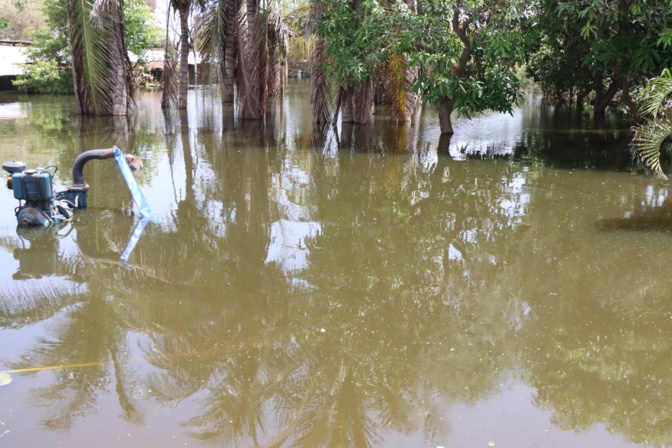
[528,0,672,116]
[312,0,528,133]
[15,0,160,108]
[67,0,132,115]
[195,0,289,117]
[400,0,529,134]
[312,0,399,125]
[170,0,197,109]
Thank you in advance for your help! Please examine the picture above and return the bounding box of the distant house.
[0,40,30,91]
[132,48,206,84]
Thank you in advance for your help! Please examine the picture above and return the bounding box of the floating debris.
[0,372,12,386]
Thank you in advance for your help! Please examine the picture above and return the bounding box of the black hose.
[71,148,116,186]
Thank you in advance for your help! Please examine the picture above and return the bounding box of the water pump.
[2,161,73,227]
[3,146,152,228]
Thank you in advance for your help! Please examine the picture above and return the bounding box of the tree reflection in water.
[1,88,672,447]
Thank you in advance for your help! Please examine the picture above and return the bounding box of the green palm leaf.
[68,0,127,115]
[195,5,226,81]
[638,69,672,118]
[631,69,672,179]
[631,118,672,180]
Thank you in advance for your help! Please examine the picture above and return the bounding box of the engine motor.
[3,161,73,227]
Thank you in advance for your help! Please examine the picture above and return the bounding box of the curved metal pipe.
[71,148,115,187]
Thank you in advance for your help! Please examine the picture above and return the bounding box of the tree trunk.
[619,77,637,116]
[576,87,590,111]
[438,97,454,135]
[268,29,282,98]
[593,76,621,118]
[178,6,190,109]
[310,39,332,124]
[239,0,262,119]
[352,80,373,124]
[222,0,237,103]
[341,87,354,123]
[111,36,128,115]
[68,0,128,115]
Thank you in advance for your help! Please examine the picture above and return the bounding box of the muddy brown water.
[0,82,670,447]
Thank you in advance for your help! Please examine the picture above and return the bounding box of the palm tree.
[171,0,197,109]
[309,0,420,127]
[196,0,288,114]
[67,0,133,115]
[631,68,672,179]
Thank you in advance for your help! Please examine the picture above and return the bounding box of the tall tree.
[312,0,390,125]
[196,0,239,102]
[171,0,196,109]
[195,0,288,116]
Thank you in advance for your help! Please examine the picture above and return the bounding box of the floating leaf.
[0,372,12,387]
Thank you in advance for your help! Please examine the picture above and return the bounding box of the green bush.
[13,60,73,94]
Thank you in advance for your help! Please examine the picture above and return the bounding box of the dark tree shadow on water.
[596,200,672,232]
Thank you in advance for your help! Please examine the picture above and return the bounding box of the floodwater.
[0,81,671,448]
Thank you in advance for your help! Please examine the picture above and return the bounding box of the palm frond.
[384,54,419,122]
[195,1,226,85]
[68,0,126,115]
[631,118,672,179]
[162,42,179,109]
[310,38,333,124]
[638,69,672,118]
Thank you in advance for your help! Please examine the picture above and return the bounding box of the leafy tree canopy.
[14,0,162,94]
[398,0,530,118]
[314,0,533,133]
[527,0,672,114]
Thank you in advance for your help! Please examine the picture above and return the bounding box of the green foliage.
[314,0,530,128]
[124,0,163,63]
[402,0,529,117]
[528,0,672,109]
[14,0,162,95]
[13,60,73,94]
[631,69,672,179]
[13,0,72,95]
[0,0,45,40]
[316,0,390,86]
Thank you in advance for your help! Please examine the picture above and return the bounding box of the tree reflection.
[5,97,672,447]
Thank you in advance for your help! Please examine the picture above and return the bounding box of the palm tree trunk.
[247,0,261,118]
[178,6,190,109]
[352,80,373,124]
[110,3,130,115]
[68,0,128,115]
[341,87,354,123]
[268,30,281,98]
[222,0,237,103]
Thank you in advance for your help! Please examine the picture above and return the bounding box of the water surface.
[0,83,671,448]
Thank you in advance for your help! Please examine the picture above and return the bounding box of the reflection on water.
[0,83,671,447]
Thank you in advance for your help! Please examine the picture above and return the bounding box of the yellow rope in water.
[3,361,112,374]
